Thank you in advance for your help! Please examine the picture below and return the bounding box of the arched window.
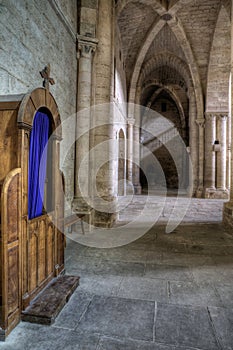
[28,110,50,219]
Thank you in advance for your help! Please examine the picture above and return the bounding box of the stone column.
[132,125,142,194]
[204,113,216,194]
[91,0,116,227]
[223,0,233,229]
[195,119,205,196]
[189,87,198,194]
[216,114,228,191]
[73,35,98,211]
[226,114,231,190]
[127,118,135,186]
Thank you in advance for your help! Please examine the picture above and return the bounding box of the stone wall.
[206,5,231,112]
[0,0,77,206]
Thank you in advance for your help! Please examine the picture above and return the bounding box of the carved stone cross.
[40,64,55,90]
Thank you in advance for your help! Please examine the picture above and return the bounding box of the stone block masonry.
[0,0,77,205]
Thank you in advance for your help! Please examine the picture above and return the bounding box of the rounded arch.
[17,87,62,138]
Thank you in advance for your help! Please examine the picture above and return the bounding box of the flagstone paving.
[1,197,233,349]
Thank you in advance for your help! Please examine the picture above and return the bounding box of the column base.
[204,188,229,199]
[72,196,90,212]
[223,202,233,234]
[90,196,117,228]
[133,184,142,195]
[195,186,204,198]
[90,210,117,228]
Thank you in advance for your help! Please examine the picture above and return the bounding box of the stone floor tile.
[82,247,149,263]
[212,255,233,266]
[154,303,219,350]
[169,281,222,307]
[0,322,99,350]
[192,264,233,284]
[146,251,163,264]
[98,336,197,349]
[161,252,214,266]
[186,244,228,256]
[78,275,123,296]
[145,264,193,282]
[208,306,233,350]
[214,283,233,308]
[97,337,176,350]
[65,256,101,276]
[76,296,155,341]
[117,277,168,302]
[96,260,145,277]
[53,290,93,329]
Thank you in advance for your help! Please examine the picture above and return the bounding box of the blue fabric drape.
[28,111,50,220]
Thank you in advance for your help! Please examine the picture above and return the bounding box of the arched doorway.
[140,85,189,194]
[118,129,126,196]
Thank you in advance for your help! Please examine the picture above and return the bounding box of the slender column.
[73,36,98,209]
[132,124,142,194]
[189,87,198,194]
[216,114,228,190]
[195,119,205,195]
[226,114,231,190]
[223,0,233,229]
[127,119,135,185]
[204,113,216,191]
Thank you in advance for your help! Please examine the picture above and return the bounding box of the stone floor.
[1,197,233,349]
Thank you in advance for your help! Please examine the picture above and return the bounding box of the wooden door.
[0,168,21,339]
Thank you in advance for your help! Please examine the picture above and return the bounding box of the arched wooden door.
[17,88,64,309]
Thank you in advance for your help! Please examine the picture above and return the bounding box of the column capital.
[196,119,205,128]
[188,86,195,98]
[128,118,135,126]
[205,111,229,120]
[217,113,228,121]
[205,112,216,121]
[77,35,98,59]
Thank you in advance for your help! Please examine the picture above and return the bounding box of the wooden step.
[21,275,80,325]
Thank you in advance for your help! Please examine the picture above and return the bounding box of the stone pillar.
[216,114,228,191]
[91,0,116,227]
[189,87,198,195]
[226,114,231,190]
[223,0,233,230]
[204,113,216,195]
[195,119,205,196]
[132,124,142,194]
[73,35,98,211]
[127,118,135,186]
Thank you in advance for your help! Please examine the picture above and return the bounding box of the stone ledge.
[21,275,80,325]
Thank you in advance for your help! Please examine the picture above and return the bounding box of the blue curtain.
[28,111,50,220]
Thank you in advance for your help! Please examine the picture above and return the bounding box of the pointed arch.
[128,16,203,122]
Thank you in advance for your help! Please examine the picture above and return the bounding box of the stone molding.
[48,0,76,42]
[196,119,205,128]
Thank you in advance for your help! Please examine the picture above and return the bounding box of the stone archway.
[118,129,126,196]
